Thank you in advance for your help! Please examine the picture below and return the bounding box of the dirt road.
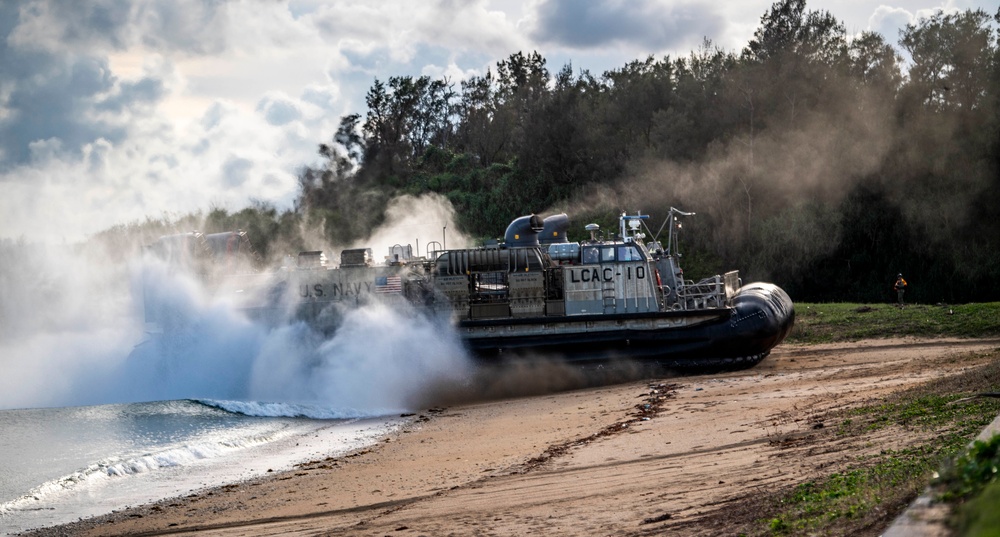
[35,337,1000,536]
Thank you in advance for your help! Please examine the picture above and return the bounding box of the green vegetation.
[935,435,1000,537]
[295,1,1000,304]
[753,301,1000,535]
[847,394,999,435]
[788,302,1000,344]
[953,476,1000,537]
[757,355,1000,536]
[767,450,936,534]
[936,434,1000,503]
[73,1,1000,304]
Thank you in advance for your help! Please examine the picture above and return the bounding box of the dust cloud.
[550,74,901,280]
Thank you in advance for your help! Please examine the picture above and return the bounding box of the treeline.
[109,0,1000,304]
[295,0,1000,303]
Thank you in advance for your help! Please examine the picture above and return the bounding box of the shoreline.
[24,374,659,536]
[23,337,1000,536]
[2,415,403,536]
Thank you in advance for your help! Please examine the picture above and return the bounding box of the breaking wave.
[196,399,375,420]
[0,421,288,516]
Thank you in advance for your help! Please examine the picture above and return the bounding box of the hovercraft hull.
[461,282,794,368]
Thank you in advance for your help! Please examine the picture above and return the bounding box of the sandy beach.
[26,337,1000,536]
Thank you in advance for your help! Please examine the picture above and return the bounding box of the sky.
[0,0,992,243]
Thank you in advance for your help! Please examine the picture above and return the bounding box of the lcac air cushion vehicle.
[144,209,794,369]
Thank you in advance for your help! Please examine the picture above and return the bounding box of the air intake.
[539,213,569,245]
[504,214,544,247]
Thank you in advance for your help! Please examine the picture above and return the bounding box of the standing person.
[894,273,908,306]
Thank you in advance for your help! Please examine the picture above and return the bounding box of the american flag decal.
[375,275,402,293]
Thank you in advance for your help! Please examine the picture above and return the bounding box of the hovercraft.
[144,209,794,369]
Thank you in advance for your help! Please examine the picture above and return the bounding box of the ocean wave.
[0,425,285,516]
[195,399,401,419]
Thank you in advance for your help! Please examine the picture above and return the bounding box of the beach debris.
[641,513,672,524]
[518,382,679,472]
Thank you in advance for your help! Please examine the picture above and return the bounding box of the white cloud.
[27,138,64,163]
[301,83,341,112]
[420,61,483,83]
[256,92,304,126]
[305,0,526,75]
[0,0,994,243]
[869,5,916,42]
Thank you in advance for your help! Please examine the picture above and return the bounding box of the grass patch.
[753,303,1000,535]
[766,449,940,535]
[843,392,1000,435]
[751,353,1000,536]
[788,302,1000,344]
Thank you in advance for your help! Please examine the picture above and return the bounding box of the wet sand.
[27,337,1000,536]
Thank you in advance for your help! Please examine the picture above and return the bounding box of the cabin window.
[582,246,600,264]
[601,247,616,262]
[617,245,641,261]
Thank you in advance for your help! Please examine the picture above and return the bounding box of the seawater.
[0,400,401,535]
[0,246,472,535]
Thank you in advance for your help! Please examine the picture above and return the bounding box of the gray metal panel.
[566,298,603,315]
[562,261,658,315]
[612,262,658,313]
[563,264,603,315]
[435,274,470,317]
[509,271,544,317]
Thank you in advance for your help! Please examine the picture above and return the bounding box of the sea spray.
[247,303,472,413]
[134,255,473,413]
[117,258,262,403]
[0,237,474,414]
[0,241,140,409]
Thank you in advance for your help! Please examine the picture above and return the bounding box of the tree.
[333,113,364,164]
[495,51,549,106]
[741,0,848,129]
[455,71,513,165]
[743,0,846,66]
[601,56,674,155]
[284,9,1000,302]
[361,76,457,179]
[901,9,995,111]
[847,31,902,92]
